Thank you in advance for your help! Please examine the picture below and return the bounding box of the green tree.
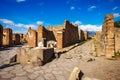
[114,20,120,28]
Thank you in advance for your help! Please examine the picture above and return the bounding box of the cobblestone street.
[0,40,120,80]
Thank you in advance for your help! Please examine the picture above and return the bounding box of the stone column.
[57,30,64,48]
[28,27,37,47]
[84,31,88,40]
[103,14,115,58]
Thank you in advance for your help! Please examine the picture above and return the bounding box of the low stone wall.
[16,47,54,66]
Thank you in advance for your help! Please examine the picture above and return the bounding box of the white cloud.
[0,18,44,33]
[88,6,96,11]
[112,6,118,11]
[73,20,102,32]
[113,13,120,18]
[70,6,75,10]
[16,0,26,3]
[74,20,82,25]
[0,19,14,25]
[36,21,44,25]
[79,24,102,32]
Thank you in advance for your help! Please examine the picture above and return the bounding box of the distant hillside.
[88,31,95,36]
[115,20,120,28]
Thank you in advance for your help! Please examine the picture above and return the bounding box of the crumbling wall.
[83,31,88,40]
[0,24,3,46]
[28,27,37,47]
[37,21,80,48]
[22,34,28,43]
[3,28,12,46]
[16,47,54,66]
[37,25,55,47]
[94,14,115,58]
[78,30,85,41]
[63,20,79,47]
[12,34,20,45]
[115,28,120,52]
[103,14,115,58]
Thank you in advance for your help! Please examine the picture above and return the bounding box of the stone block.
[16,47,54,66]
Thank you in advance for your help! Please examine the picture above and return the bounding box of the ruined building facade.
[94,14,115,58]
[27,20,86,48]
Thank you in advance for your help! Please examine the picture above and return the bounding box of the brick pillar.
[0,24,3,46]
[37,25,44,43]
[28,27,37,47]
[57,31,64,48]
[84,31,88,40]
[103,14,115,58]
[3,28,12,46]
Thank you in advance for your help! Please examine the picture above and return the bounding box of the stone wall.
[37,25,55,47]
[12,34,20,45]
[16,47,54,66]
[103,14,115,58]
[37,21,80,48]
[115,28,120,52]
[78,30,85,41]
[78,30,88,41]
[62,20,79,47]
[28,27,37,47]
[27,20,87,48]
[3,28,12,46]
[83,31,88,40]
[94,14,115,58]
[0,24,3,46]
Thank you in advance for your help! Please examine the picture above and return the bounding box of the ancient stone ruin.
[27,27,37,47]
[16,47,54,66]
[0,24,3,46]
[27,20,88,49]
[3,28,13,46]
[115,28,120,52]
[12,34,20,45]
[94,14,115,58]
[78,30,88,41]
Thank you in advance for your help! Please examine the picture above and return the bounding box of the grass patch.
[107,56,117,60]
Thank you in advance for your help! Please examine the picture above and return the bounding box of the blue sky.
[0,0,120,33]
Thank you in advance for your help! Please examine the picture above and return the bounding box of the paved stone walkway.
[0,47,18,66]
[0,40,120,80]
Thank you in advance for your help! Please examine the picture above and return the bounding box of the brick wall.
[3,28,12,46]
[12,34,20,45]
[62,20,79,47]
[28,27,37,47]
